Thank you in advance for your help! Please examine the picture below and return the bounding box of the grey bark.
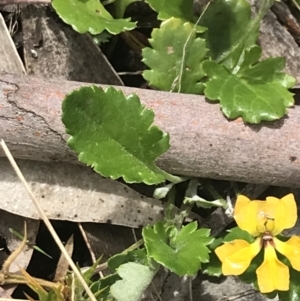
[0,72,299,188]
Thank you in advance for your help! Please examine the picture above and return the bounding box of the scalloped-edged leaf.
[62,85,173,185]
[110,262,156,301]
[143,18,208,94]
[203,57,295,123]
[145,0,194,21]
[143,221,214,276]
[52,0,136,35]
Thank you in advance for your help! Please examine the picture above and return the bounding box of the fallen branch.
[0,72,299,187]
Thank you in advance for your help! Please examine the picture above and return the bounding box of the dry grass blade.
[1,222,27,275]
[0,140,97,301]
[54,235,74,282]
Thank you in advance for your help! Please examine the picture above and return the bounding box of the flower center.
[257,211,275,233]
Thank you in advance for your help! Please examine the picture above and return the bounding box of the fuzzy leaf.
[143,221,214,276]
[110,262,156,301]
[145,0,194,21]
[62,86,172,184]
[143,17,208,94]
[203,57,295,123]
[52,0,136,35]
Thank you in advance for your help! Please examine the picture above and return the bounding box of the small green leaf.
[145,0,195,21]
[110,262,156,301]
[238,248,264,284]
[114,0,138,18]
[278,268,300,301]
[203,59,295,123]
[90,273,120,300]
[9,228,52,259]
[202,251,222,277]
[199,0,255,69]
[202,237,223,277]
[143,221,214,276]
[108,249,148,272]
[143,17,208,94]
[92,31,112,45]
[62,85,175,184]
[224,227,255,243]
[52,0,136,35]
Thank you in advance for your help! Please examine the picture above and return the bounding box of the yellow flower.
[215,194,300,293]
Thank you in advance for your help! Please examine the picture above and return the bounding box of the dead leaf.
[54,235,74,282]
[0,158,166,228]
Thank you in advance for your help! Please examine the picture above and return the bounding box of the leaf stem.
[165,187,177,222]
[158,168,188,184]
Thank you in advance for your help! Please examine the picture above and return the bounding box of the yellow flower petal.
[215,239,261,275]
[264,194,297,235]
[234,195,261,236]
[274,236,300,271]
[234,194,297,237]
[256,242,289,293]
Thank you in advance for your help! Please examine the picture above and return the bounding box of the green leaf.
[145,0,194,21]
[108,249,148,272]
[202,251,223,277]
[238,247,264,284]
[224,227,255,243]
[90,273,120,300]
[143,221,214,276]
[52,0,136,35]
[142,17,208,94]
[199,0,255,69]
[92,31,112,45]
[110,262,156,301]
[202,238,223,277]
[114,0,138,18]
[62,85,176,184]
[9,227,52,259]
[278,268,300,301]
[203,58,295,123]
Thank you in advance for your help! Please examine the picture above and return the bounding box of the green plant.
[49,0,300,300]
[53,0,296,123]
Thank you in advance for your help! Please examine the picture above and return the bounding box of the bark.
[0,72,300,188]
